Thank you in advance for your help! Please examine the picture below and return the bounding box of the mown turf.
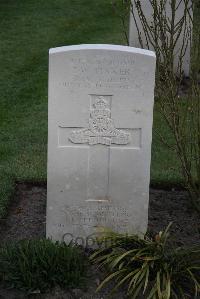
[0,0,129,216]
[0,0,197,216]
[0,239,87,292]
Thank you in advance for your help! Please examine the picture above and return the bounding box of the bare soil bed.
[0,182,199,299]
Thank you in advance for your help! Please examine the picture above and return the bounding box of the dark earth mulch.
[0,183,199,298]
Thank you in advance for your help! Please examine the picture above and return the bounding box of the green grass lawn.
[0,0,190,217]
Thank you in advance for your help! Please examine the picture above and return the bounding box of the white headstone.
[129,0,192,76]
[47,44,156,243]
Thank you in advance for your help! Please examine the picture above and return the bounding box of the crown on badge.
[93,96,108,109]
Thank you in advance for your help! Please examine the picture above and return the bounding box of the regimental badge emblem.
[68,96,131,146]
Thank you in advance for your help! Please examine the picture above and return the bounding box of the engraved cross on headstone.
[59,95,138,202]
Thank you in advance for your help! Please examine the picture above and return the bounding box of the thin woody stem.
[129,0,200,212]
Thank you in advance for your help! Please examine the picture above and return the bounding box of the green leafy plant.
[90,224,200,298]
[0,239,88,293]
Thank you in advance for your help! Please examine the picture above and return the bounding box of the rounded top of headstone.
[49,44,156,58]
